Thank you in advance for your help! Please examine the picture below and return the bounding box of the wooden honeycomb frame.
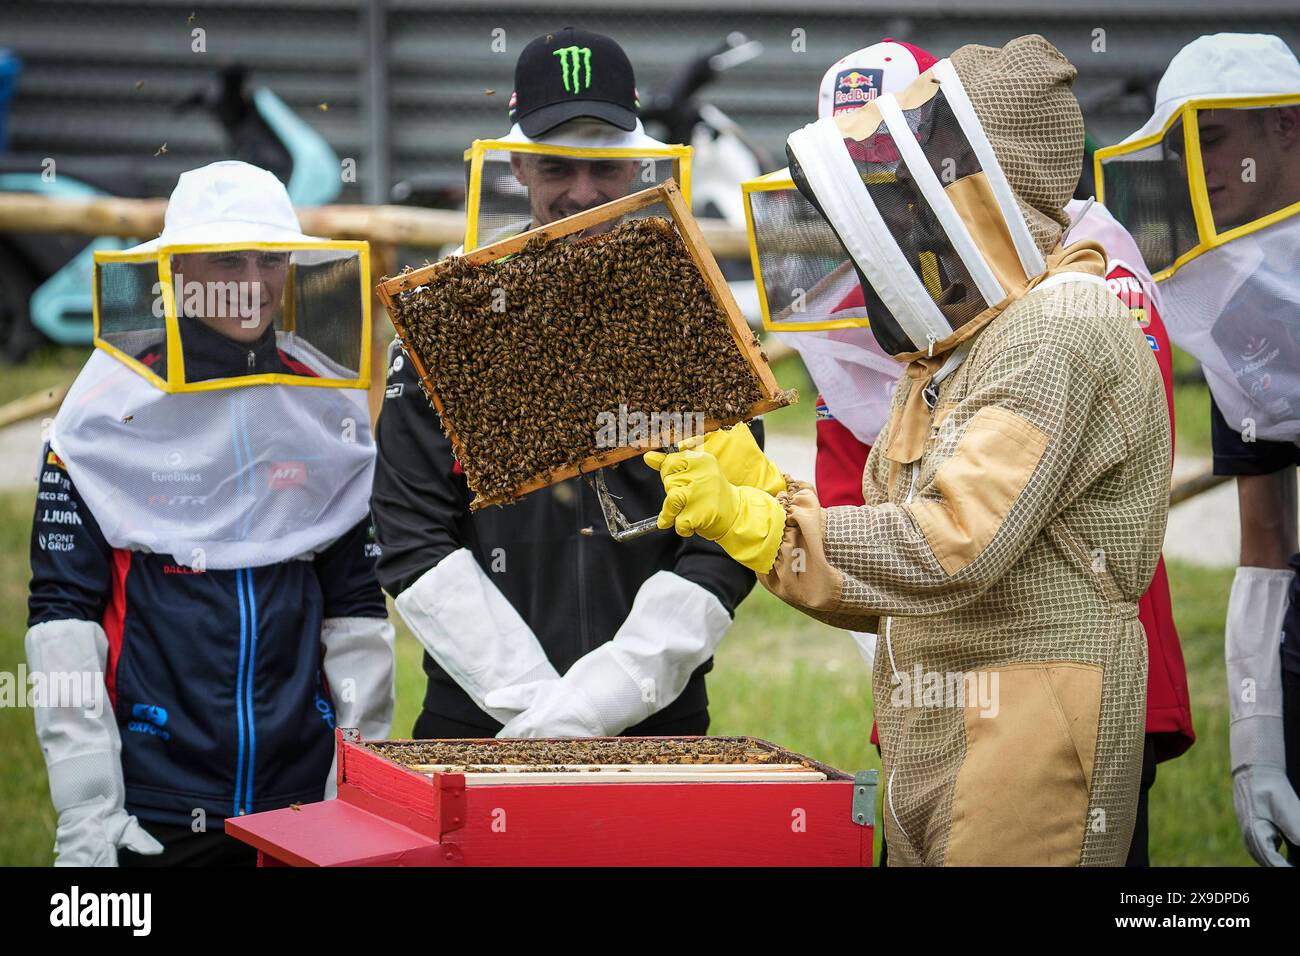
[375,180,794,508]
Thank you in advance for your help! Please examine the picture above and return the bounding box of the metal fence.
[3,0,1299,203]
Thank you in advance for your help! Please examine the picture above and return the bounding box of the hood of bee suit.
[785,34,1109,464]
[462,117,693,251]
[50,159,377,569]
[786,35,1108,368]
[127,160,319,251]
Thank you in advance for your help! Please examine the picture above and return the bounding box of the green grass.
[1170,345,1212,460]
[0,346,88,409]
[0,482,1247,866]
[760,352,819,437]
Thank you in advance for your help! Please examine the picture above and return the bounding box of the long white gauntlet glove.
[394,548,560,725]
[25,620,163,866]
[321,616,396,798]
[486,571,732,738]
[1226,567,1300,866]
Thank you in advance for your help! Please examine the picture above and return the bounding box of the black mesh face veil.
[785,84,1012,357]
[1098,120,1200,276]
[463,139,691,250]
[744,175,871,333]
[167,247,366,386]
[786,145,913,355]
[1099,97,1300,281]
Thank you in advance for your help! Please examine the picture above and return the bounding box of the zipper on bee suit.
[884,384,932,854]
[882,351,966,858]
[883,459,919,852]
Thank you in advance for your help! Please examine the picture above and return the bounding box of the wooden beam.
[0,384,69,430]
[1169,469,1232,507]
[0,192,751,258]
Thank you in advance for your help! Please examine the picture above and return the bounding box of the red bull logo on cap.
[834,67,883,113]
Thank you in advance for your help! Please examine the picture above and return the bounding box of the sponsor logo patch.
[268,461,307,489]
[127,702,171,740]
[833,67,882,113]
[40,509,82,526]
[37,531,76,552]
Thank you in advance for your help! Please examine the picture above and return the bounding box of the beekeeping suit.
[653,36,1171,866]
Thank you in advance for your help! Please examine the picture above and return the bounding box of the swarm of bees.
[366,737,809,768]
[390,216,766,504]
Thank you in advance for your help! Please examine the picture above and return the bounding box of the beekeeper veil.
[462,119,691,250]
[51,160,376,570]
[1097,33,1300,441]
[785,35,1102,362]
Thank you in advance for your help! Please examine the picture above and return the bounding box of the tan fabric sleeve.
[792,334,1118,621]
[910,405,1048,576]
[759,482,881,632]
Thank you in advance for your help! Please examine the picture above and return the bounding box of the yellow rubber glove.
[644,448,786,574]
[678,421,787,496]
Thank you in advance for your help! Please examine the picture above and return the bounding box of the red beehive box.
[225,730,876,867]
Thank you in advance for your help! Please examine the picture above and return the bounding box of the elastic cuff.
[47,751,123,814]
[566,645,652,735]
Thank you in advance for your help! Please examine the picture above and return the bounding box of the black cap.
[509,27,639,138]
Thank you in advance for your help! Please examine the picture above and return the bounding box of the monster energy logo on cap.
[554,46,592,93]
[512,29,638,137]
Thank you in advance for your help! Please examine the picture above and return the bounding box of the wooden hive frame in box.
[224,730,877,867]
[375,179,795,512]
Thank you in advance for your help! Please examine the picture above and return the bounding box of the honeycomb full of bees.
[387,215,779,506]
[363,736,815,770]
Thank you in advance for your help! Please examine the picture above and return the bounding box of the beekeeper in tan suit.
[647,36,1170,866]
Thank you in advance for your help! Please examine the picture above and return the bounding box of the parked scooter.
[0,64,340,362]
[639,32,771,227]
[390,34,770,227]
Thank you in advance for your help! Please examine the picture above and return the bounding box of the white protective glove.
[321,616,396,799]
[1226,567,1300,866]
[486,571,732,738]
[25,620,164,866]
[850,630,878,669]
[394,548,560,725]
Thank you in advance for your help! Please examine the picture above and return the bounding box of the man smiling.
[372,27,759,744]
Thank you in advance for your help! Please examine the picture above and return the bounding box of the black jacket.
[370,339,760,732]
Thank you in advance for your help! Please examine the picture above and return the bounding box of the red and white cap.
[816,38,939,119]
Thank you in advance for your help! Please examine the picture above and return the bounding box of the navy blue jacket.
[28,444,387,829]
